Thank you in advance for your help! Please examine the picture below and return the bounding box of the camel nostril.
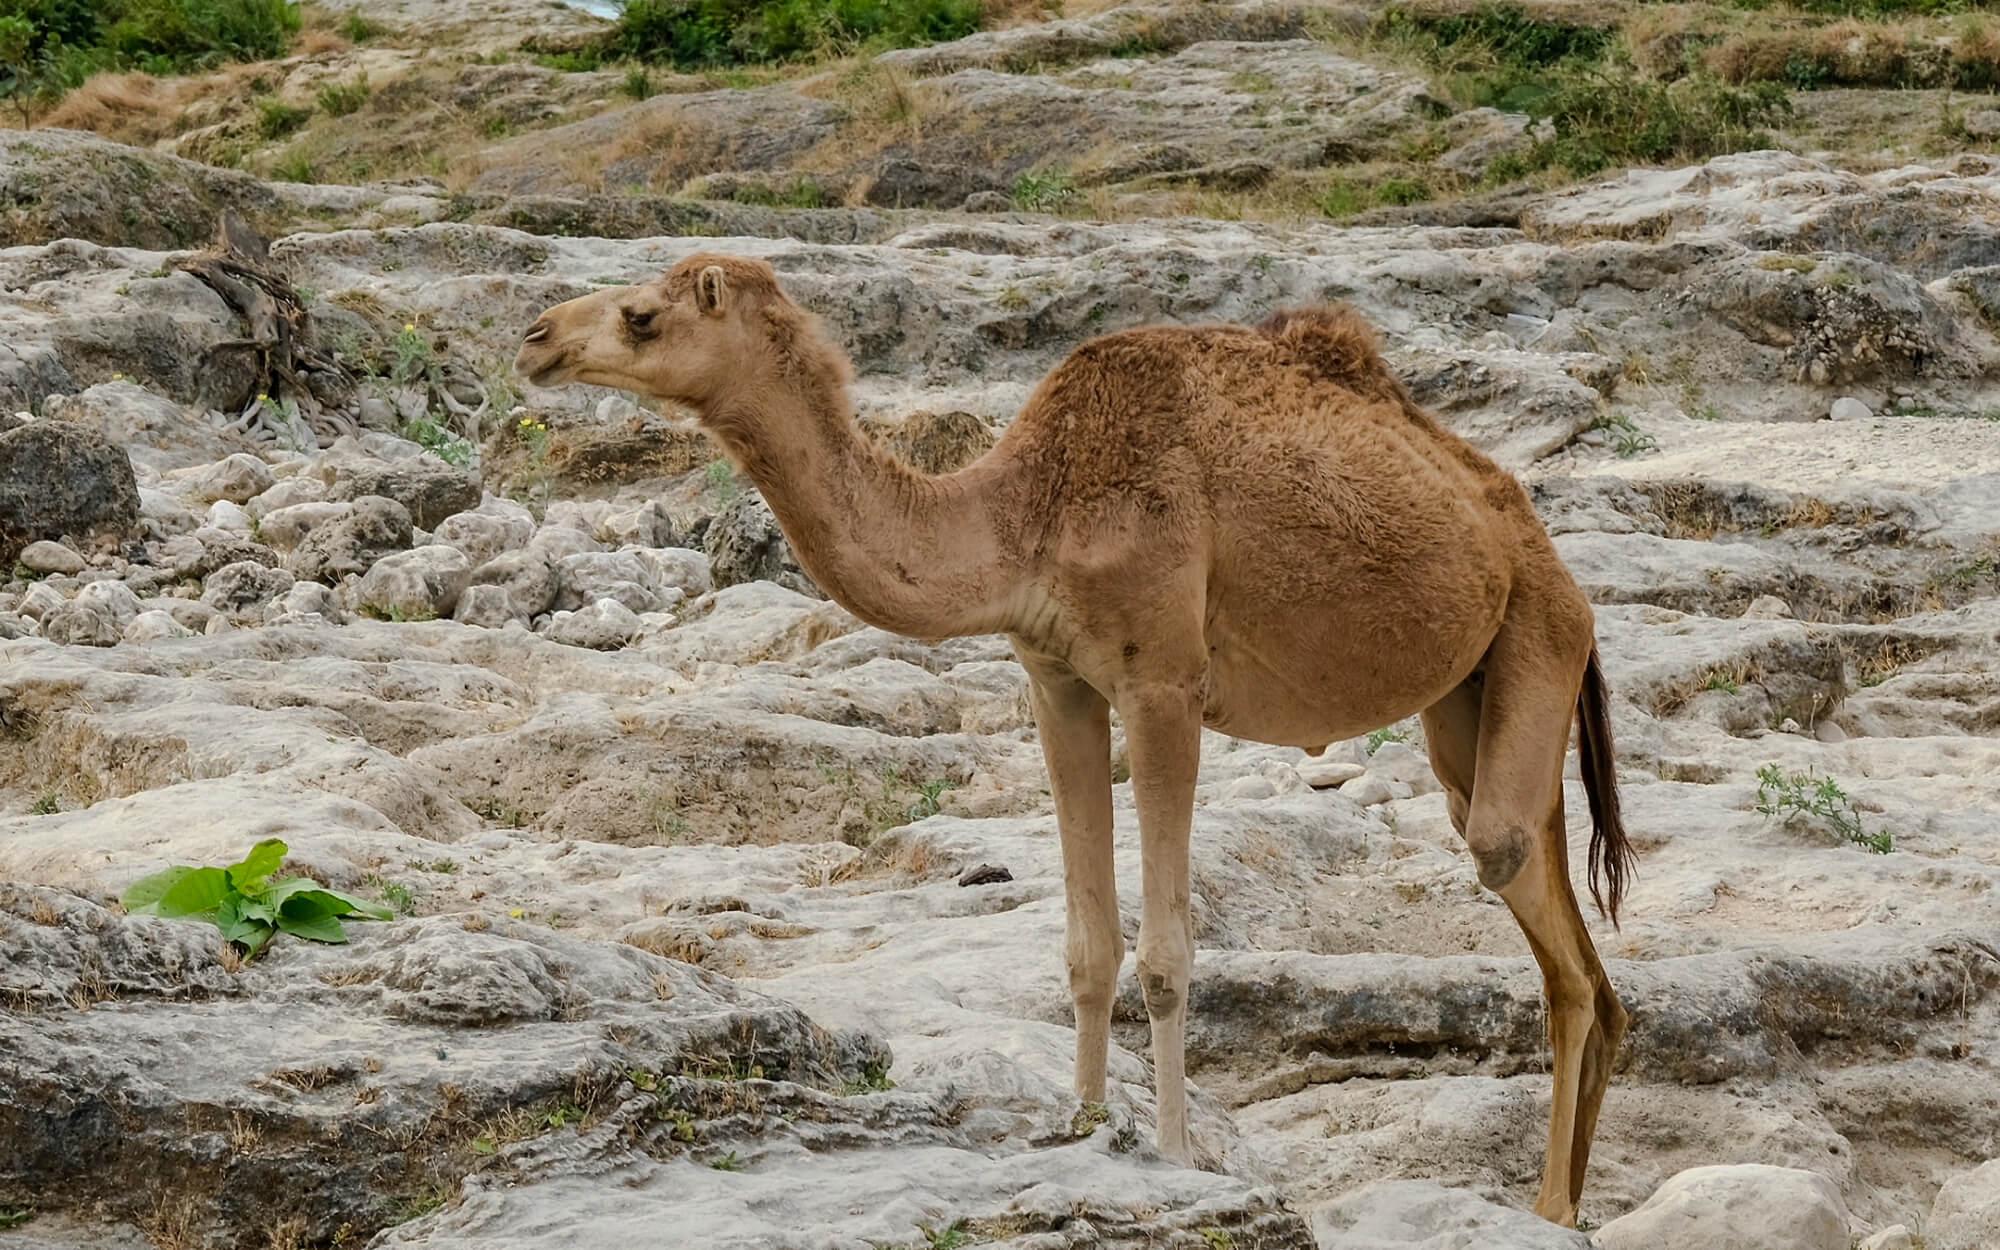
[523,323,551,344]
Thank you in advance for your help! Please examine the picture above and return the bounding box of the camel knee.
[1134,939,1190,1022]
[1467,824,1533,893]
[1067,930,1124,1011]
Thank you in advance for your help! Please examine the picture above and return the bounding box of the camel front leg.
[1020,651,1120,1102]
[1119,678,1201,1164]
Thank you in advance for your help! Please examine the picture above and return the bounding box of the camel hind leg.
[1432,606,1625,1226]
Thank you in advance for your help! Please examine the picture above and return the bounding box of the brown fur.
[515,254,1636,1226]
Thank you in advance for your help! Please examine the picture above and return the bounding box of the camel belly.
[1197,583,1501,748]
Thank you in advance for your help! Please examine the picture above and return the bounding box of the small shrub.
[621,64,655,99]
[0,1208,32,1231]
[28,791,59,815]
[1754,764,1889,853]
[255,95,310,137]
[906,777,954,822]
[400,415,474,468]
[271,148,317,183]
[924,1222,969,1250]
[337,11,379,41]
[610,0,982,68]
[707,1150,743,1171]
[122,837,393,957]
[1365,725,1409,754]
[1592,411,1660,458]
[315,74,368,116]
[1012,169,1076,213]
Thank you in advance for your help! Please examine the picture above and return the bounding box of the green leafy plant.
[1592,411,1660,458]
[338,11,380,41]
[28,791,59,815]
[401,415,474,467]
[923,1222,969,1250]
[0,1208,33,1231]
[121,838,393,957]
[906,777,954,822]
[622,64,656,99]
[1754,764,1889,853]
[707,1150,743,1171]
[703,457,740,503]
[1365,725,1409,754]
[1012,169,1077,213]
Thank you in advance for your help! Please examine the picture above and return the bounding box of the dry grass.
[142,1197,204,1250]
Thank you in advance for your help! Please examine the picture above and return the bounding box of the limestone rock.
[321,454,481,530]
[1592,1165,1850,1250]
[17,541,84,576]
[465,550,560,623]
[183,453,275,505]
[542,598,642,650]
[1313,1180,1590,1249]
[0,421,140,564]
[288,495,413,584]
[355,545,474,621]
[44,381,251,473]
[39,602,121,647]
[1829,396,1873,422]
[556,550,663,614]
[201,560,296,614]
[124,609,193,643]
[1927,1159,2000,1250]
[258,500,352,552]
[704,492,818,598]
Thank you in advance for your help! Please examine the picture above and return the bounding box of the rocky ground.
[5,3,2000,1250]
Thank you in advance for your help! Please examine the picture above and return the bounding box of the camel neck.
[703,371,1026,641]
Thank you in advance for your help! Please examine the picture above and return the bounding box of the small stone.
[1780,717,1802,733]
[124,609,193,643]
[204,499,253,533]
[1226,775,1279,801]
[1742,594,1794,619]
[1860,1226,1915,1250]
[356,545,473,620]
[202,561,296,613]
[73,579,141,627]
[1962,109,2000,140]
[1338,774,1396,807]
[957,863,1013,887]
[541,598,642,650]
[1298,758,1366,789]
[17,541,84,576]
[40,603,120,646]
[1829,397,1872,422]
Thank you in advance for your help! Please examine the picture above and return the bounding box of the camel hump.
[1254,305,1399,396]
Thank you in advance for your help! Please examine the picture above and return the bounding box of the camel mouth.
[513,344,572,388]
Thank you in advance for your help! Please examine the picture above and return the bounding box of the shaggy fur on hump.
[1256,305,1411,406]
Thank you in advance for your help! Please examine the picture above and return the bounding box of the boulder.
[433,504,535,566]
[201,561,296,614]
[321,455,481,530]
[39,603,121,646]
[182,453,274,505]
[258,501,352,553]
[355,545,473,621]
[1593,1165,1850,1250]
[704,492,818,597]
[0,420,141,564]
[17,540,84,576]
[124,609,193,643]
[556,551,663,614]
[463,550,560,624]
[287,496,413,584]
[245,475,326,520]
[73,580,141,628]
[633,547,712,598]
[542,598,642,650]
[1927,1159,2000,1250]
[44,381,251,473]
[266,581,345,625]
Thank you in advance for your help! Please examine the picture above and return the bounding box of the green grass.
[1755,764,1889,853]
[1592,411,1661,458]
[28,791,59,815]
[315,74,369,116]
[0,1209,33,1231]
[608,0,981,67]
[255,95,310,138]
[337,10,379,41]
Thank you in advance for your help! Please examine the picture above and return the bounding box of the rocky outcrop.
[0,421,140,565]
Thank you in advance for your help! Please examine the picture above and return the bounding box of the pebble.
[17,540,84,576]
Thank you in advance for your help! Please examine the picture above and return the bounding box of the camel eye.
[623,308,657,334]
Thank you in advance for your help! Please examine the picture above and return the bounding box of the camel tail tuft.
[1578,645,1636,927]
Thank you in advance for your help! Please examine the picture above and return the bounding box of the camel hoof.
[1532,1198,1578,1228]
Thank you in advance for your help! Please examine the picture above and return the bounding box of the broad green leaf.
[284,889,391,924]
[156,867,231,918]
[277,910,347,944]
[237,923,274,956]
[122,867,194,915]
[217,896,275,946]
[226,838,288,893]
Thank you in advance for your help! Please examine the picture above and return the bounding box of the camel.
[514,253,1636,1227]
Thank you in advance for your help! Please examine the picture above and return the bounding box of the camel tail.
[1577,646,1635,927]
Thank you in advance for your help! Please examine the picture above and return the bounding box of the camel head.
[514,253,798,412]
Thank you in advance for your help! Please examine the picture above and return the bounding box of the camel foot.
[1532,1195,1578,1228]
[1155,1126,1193,1166]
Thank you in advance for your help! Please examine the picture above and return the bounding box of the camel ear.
[695,265,728,316]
